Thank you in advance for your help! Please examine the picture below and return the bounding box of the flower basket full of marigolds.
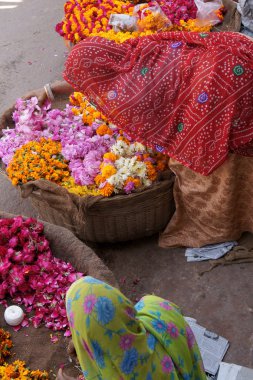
[0,94,175,243]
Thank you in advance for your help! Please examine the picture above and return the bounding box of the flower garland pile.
[68,92,169,196]
[7,139,70,186]
[94,135,168,197]
[0,329,48,379]
[157,0,197,25]
[0,360,49,380]
[55,0,224,44]
[0,95,169,197]
[0,329,12,365]
[55,0,134,43]
[0,216,83,334]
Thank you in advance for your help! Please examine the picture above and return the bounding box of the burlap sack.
[0,211,118,378]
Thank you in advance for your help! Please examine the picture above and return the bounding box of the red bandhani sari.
[63,32,253,175]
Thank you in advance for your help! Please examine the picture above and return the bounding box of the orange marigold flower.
[157,161,167,171]
[0,328,12,365]
[99,182,114,197]
[145,161,157,181]
[103,152,117,161]
[125,176,141,188]
[94,174,106,185]
[117,136,130,144]
[6,139,70,186]
[96,124,113,136]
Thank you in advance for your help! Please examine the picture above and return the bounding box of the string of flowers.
[0,216,83,334]
[55,0,225,44]
[95,136,168,197]
[6,139,70,186]
[157,0,198,25]
[0,329,12,365]
[70,93,169,196]
[176,18,212,32]
[0,360,49,380]
[55,0,134,44]
[89,29,154,43]
[0,328,48,378]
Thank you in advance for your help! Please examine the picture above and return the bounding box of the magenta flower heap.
[0,216,83,335]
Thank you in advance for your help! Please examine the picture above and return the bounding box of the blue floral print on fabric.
[134,299,145,311]
[152,319,167,333]
[120,348,139,374]
[147,334,157,350]
[66,279,207,380]
[66,298,72,313]
[73,288,81,301]
[96,296,115,325]
[83,276,104,285]
[91,340,105,368]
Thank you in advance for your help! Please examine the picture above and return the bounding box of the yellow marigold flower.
[74,33,81,42]
[62,177,100,197]
[101,164,117,179]
[0,360,49,379]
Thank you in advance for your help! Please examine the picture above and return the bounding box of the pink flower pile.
[0,97,82,166]
[0,216,83,335]
[0,97,116,186]
[157,0,197,24]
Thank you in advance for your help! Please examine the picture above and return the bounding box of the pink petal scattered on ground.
[64,329,71,337]
[133,277,140,285]
[50,334,59,344]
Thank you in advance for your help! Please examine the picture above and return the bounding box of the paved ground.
[0,0,253,375]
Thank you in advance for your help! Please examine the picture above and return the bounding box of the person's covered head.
[66,276,151,379]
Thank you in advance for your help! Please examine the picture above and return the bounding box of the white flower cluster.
[106,140,152,193]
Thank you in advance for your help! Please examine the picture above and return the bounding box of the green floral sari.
[66,277,206,380]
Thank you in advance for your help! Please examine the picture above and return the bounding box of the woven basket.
[0,96,175,244]
[19,174,175,243]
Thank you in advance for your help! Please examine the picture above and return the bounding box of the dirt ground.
[0,0,253,377]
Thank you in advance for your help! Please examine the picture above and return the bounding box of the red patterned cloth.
[64,32,253,175]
